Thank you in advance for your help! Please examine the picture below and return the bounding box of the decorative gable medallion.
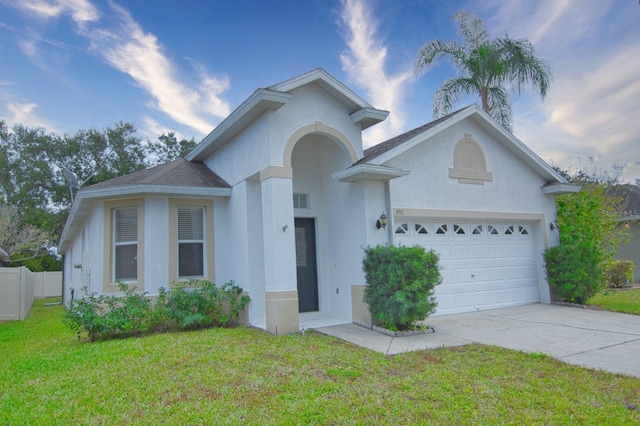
[449,134,493,185]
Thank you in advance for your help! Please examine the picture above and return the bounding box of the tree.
[543,167,631,303]
[0,203,50,262]
[0,121,150,238]
[146,132,197,166]
[0,120,198,259]
[415,11,552,132]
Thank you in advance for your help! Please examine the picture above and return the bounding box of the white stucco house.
[58,68,578,334]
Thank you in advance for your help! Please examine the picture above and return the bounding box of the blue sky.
[2,0,639,183]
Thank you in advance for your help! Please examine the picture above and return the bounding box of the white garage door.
[394,220,540,315]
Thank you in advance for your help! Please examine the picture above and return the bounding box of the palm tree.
[415,11,552,132]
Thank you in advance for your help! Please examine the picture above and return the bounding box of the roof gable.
[186,68,388,162]
[360,104,571,186]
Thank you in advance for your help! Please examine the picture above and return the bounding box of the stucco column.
[261,175,299,334]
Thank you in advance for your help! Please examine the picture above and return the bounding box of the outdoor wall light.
[550,220,559,231]
[376,213,388,230]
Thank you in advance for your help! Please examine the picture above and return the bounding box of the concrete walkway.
[315,304,640,378]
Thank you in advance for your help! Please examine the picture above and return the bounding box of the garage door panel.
[487,244,503,258]
[456,292,475,309]
[470,244,487,258]
[397,219,541,315]
[453,245,470,260]
[476,290,492,306]
[435,293,456,311]
[492,288,508,304]
[455,269,473,284]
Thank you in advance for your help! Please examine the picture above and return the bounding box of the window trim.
[448,133,493,184]
[168,198,215,284]
[103,198,144,292]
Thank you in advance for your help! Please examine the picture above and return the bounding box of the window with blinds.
[177,206,205,278]
[113,207,138,282]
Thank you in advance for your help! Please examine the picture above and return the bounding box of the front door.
[295,218,318,312]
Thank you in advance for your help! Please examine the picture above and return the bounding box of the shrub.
[362,245,441,331]
[64,280,250,341]
[603,260,635,288]
[162,280,250,329]
[544,243,603,304]
[63,283,152,340]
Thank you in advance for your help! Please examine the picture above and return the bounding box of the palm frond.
[487,86,513,132]
[415,40,467,75]
[454,11,489,48]
[495,36,553,98]
[433,77,478,118]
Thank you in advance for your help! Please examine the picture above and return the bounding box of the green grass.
[2,299,640,425]
[588,288,640,315]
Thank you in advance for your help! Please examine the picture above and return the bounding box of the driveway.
[315,304,640,378]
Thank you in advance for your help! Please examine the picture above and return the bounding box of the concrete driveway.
[315,304,640,378]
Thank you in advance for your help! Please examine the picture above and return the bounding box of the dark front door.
[295,218,318,312]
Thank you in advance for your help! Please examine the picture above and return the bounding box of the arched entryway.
[287,125,358,318]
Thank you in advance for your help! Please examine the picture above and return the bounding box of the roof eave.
[541,182,581,195]
[269,68,374,111]
[186,88,291,162]
[331,164,410,182]
[58,184,232,253]
[350,107,389,130]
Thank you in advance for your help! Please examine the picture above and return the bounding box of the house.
[610,184,640,282]
[58,68,578,334]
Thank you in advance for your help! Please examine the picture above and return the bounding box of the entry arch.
[283,122,358,169]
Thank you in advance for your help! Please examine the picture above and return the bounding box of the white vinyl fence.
[0,268,62,321]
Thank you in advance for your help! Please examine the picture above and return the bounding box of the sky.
[1,0,639,183]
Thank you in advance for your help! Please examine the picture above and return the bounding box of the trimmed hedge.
[544,243,603,304]
[362,245,441,331]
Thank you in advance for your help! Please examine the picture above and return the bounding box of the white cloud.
[473,0,640,183]
[3,101,55,130]
[10,0,100,26]
[142,116,185,142]
[83,2,230,135]
[7,0,231,137]
[339,0,413,147]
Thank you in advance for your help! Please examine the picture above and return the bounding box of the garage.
[394,219,541,315]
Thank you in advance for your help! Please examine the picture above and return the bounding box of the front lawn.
[1,299,639,424]
[588,288,640,315]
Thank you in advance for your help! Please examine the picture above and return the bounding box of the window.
[293,193,310,209]
[177,206,205,278]
[395,223,408,234]
[436,224,448,235]
[113,206,138,282]
[448,134,493,184]
[415,224,428,234]
[169,198,214,283]
[454,224,466,235]
[103,199,144,292]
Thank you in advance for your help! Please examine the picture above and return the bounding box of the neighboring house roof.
[607,184,640,220]
[338,104,579,194]
[186,68,389,162]
[58,159,231,253]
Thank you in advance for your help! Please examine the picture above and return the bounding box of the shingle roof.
[85,158,230,191]
[358,106,472,164]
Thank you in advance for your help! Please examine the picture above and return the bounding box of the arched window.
[448,134,493,184]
